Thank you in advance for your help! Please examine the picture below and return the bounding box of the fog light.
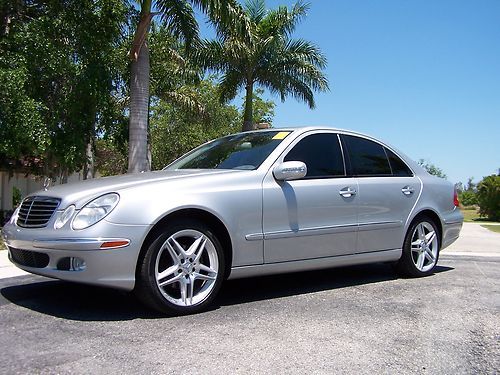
[70,257,86,271]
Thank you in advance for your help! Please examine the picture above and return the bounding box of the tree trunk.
[60,169,68,184]
[128,41,150,173]
[83,138,94,180]
[242,82,254,132]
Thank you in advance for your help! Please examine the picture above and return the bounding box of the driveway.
[442,222,500,257]
[0,223,498,374]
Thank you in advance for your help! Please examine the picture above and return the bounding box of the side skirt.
[227,249,402,280]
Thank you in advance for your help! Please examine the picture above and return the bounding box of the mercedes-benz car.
[2,127,463,314]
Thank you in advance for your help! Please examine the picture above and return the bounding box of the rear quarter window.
[385,148,413,177]
[343,135,392,176]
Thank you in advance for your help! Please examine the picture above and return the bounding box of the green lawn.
[460,207,499,223]
[461,207,500,234]
[481,225,500,234]
[462,207,480,222]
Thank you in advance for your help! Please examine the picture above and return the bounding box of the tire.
[395,217,440,277]
[135,219,225,315]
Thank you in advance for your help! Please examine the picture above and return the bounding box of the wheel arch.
[407,209,443,246]
[136,208,233,281]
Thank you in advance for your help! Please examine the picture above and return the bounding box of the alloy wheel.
[154,229,219,307]
[410,221,439,272]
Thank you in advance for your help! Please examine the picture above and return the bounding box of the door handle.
[402,186,415,196]
[339,187,356,198]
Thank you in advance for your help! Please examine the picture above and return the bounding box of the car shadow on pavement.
[217,263,454,307]
[0,263,453,321]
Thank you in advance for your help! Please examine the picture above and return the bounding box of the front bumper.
[1,220,150,291]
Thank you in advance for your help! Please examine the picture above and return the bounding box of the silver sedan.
[2,127,463,314]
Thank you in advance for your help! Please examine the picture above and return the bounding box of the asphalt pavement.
[0,223,498,374]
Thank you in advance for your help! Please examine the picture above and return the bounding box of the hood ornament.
[43,177,52,191]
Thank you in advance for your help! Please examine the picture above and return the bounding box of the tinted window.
[343,135,391,176]
[166,131,290,170]
[284,133,344,178]
[386,148,413,177]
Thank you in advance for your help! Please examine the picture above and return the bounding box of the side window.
[284,133,345,178]
[343,135,391,176]
[385,148,413,177]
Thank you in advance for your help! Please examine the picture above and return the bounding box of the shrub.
[459,190,477,206]
[476,175,500,221]
[12,187,22,207]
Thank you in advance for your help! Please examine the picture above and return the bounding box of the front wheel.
[136,219,225,315]
[396,217,440,277]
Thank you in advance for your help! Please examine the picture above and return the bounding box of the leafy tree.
[196,0,329,131]
[95,139,128,177]
[0,55,47,163]
[242,88,275,126]
[0,0,132,180]
[127,0,247,173]
[457,176,478,207]
[465,177,476,192]
[150,79,240,169]
[476,175,500,221]
[418,159,447,179]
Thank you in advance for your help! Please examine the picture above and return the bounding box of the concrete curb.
[441,251,500,258]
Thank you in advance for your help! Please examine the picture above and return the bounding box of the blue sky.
[199,0,500,184]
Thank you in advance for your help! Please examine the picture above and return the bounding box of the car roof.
[247,126,380,141]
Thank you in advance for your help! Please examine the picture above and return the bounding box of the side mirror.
[273,161,307,181]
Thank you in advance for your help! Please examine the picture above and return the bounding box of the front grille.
[17,196,60,228]
[9,247,50,268]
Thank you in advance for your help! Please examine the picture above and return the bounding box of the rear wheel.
[396,217,440,277]
[136,219,224,315]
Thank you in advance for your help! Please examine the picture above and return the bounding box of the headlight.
[72,193,119,230]
[54,205,76,229]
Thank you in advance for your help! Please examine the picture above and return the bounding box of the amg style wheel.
[396,217,440,277]
[136,219,224,315]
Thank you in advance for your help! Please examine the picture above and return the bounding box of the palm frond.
[218,69,244,103]
[284,39,327,68]
[192,39,229,71]
[155,0,199,48]
[258,1,309,38]
[192,0,252,43]
[160,87,206,116]
[259,72,315,108]
[244,0,266,23]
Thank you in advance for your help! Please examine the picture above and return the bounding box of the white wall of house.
[0,171,83,211]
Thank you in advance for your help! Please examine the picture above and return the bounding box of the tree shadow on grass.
[0,263,454,322]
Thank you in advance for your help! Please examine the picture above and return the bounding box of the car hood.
[31,169,242,208]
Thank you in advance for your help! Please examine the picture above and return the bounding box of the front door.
[262,132,358,263]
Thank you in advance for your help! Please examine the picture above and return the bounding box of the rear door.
[341,134,421,253]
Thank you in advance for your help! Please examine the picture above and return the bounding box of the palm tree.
[128,0,247,173]
[196,0,329,132]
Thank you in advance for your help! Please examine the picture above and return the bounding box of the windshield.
[165,131,291,170]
